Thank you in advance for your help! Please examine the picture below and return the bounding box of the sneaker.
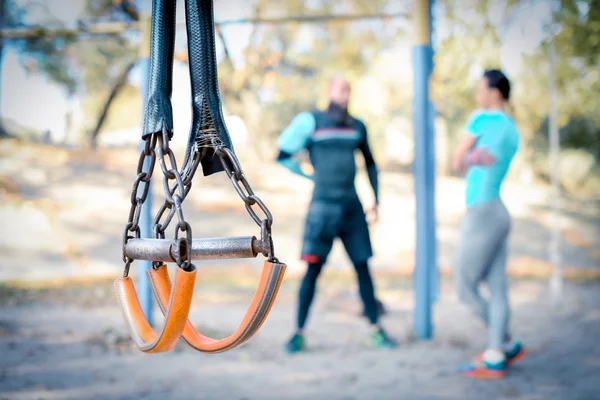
[475,341,526,367]
[285,333,305,353]
[459,358,506,379]
[367,328,399,349]
[505,341,527,366]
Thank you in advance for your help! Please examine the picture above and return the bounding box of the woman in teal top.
[451,69,527,378]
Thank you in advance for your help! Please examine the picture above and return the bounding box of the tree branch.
[120,0,139,21]
[89,59,136,148]
[216,26,233,68]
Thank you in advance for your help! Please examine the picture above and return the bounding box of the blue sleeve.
[277,112,315,155]
[276,112,315,180]
[465,111,485,139]
[278,158,312,180]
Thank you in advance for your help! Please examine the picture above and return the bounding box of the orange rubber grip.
[148,261,286,353]
[114,266,197,353]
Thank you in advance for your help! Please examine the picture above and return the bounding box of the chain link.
[215,146,278,262]
[151,126,195,270]
[122,126,198,275]
[122,120,279,276]
[173,220,193,269]
[121,135,157,275]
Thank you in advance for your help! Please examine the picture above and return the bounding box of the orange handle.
[148,261,286,353]
[114,266,197,353]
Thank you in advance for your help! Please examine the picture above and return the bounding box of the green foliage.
[557,0,600,67]
[3,0,598,191]
[216,0,396,156]
[530,0,600,155]
[5,0,137,96]
[4,1,78,92]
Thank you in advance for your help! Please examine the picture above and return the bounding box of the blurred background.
[0,0,599,399]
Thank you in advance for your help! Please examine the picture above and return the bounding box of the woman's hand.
[452,151,465,173]
[452,135,478,173]
[465,148,496,166]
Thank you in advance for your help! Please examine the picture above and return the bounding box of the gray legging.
[455,199,511,350]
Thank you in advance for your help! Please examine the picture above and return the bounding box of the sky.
[1,0,553,139]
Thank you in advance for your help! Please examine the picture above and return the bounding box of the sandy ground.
[0,277,599,400]
[0,140,599,399]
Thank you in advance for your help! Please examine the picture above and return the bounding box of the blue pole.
[137,2,153,325]
[0,50,4,135]
[428,0,439,304]
[0,2,5,137]
[413,0,437,340]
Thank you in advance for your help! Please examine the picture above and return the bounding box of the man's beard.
[327,102,351,126]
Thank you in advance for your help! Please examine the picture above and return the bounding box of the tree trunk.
[89,60,136,148]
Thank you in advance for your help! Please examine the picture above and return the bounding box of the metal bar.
[0,0,6,137]
[191,236,258,260]
[428,0,439,305]
[125,236,259,262]
[0,22,139,38]
[0,12,409,39]
[206,12,409,26]
[130,238,172,262]
[412,0,436,340]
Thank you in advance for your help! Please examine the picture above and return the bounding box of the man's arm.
[276,112,315,180]
[358,124,379,205]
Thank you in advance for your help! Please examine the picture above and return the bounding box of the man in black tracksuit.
[277,76,398,352]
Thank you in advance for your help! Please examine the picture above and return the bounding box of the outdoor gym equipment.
[115,0,286,354]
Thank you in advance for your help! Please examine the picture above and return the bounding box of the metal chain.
[214,146,277,262]
[122,133,158,277]
[151,126,196,271]
[153,142,201,244]
[122,119,278,275]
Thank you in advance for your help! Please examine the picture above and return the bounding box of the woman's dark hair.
[483,69,511,101]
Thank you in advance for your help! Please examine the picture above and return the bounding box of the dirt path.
[1,140,599,399]
[1,277,599,400]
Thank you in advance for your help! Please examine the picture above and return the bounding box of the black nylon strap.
[142,0,235,177]
[181,0,235,177]
[142,0,176,140]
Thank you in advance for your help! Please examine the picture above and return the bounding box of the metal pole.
[428,0,438,304]
[0,21,139,38]
[137,1,154,325]
[0,13,410,39]
[548,21,562,299]
[124,236,263,262]
[0,0,6,137]
[413,0,436,340]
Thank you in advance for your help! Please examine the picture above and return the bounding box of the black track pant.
[297,260,379,329]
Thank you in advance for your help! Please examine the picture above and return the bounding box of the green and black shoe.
[368,328,399,349]
[285,333,306,353]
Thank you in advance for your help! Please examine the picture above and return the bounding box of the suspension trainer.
[115,0,287,354]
